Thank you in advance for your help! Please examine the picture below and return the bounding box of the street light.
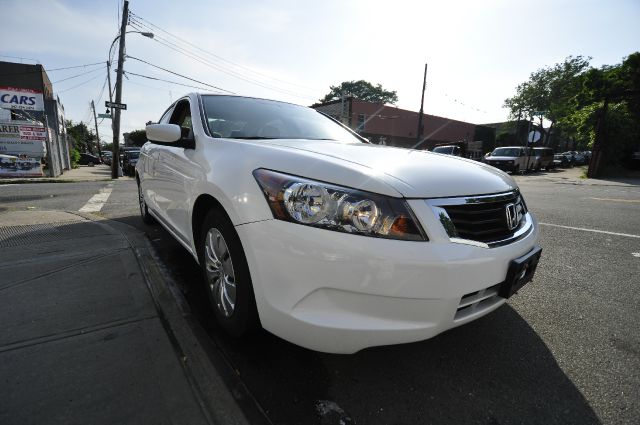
[107,21,154,179]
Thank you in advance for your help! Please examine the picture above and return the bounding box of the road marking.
[632,253,640,258]
[79,186,113,213]
[590,197,640,203]
[539,222,640,239]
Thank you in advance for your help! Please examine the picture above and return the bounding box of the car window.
[169,100,193,138]
[492,148,521,157]
[158,106,174,124]
[202,95,362,143]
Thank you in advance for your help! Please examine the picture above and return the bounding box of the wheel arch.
[191,194,231,257]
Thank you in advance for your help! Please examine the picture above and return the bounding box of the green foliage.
[319,80,398,104]
[70,148,81,169]
[127,129,147,147]
[65,120,98,154]
[504,55,591,123]
[505,52,640,173]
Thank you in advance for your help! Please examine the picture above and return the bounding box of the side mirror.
[146,124,181,144]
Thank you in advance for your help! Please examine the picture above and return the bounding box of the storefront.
[0,122,46,177]
[0,61,68,178]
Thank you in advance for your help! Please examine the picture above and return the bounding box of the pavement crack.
[0,315,158,354]
[0,247,130,292]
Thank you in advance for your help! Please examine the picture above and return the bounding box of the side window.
[158,106,174,124]
[169,100,193,139]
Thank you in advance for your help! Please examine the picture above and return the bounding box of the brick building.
[312,97,477,151]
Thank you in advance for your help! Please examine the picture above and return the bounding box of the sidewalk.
[0,210,249,425]
[512,165,640,187]
[0,164,133,184]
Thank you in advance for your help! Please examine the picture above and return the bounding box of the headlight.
[253,169,427,241]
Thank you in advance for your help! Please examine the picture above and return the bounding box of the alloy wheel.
[204,228,237,317]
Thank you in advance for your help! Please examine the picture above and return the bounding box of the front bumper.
[236,200,539,354]
[485,161,517,171]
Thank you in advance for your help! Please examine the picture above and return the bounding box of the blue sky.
[1,0,638,141]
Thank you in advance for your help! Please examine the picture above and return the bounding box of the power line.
[0,61,104,77]
[57,73,104,94]
[128,13,317,97]
[125,70,215,92]
[47,62,105,72]
[52,65,105,84]
[126,55,234,93]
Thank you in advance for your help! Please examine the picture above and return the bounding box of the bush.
[71,148,81,169]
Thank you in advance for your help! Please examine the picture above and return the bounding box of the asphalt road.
[1,172,638,425]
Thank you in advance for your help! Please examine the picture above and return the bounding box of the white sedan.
[136,93,541,354]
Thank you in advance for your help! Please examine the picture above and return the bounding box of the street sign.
[105,101,127,110]
[528,130,542,143]
[97,114,112,119]
[532,110,547,116]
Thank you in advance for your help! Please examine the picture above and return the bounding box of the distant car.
[122,150,140,176]
[79,153,101,166]
[568,151,586,165]
[532,147,555,171]
[484,146,535,173]
[432,145,462,156]
[553,153,571,168]
[101,151,113,165]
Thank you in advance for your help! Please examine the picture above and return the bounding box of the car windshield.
[201,95,363,143]
[433,146,454,154]
[492,148,521,157]
[127,152,140,159]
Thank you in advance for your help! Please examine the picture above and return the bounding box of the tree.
[127,129,147,147]
[65,120,98,154]
[318,80,398,104]
[504,56,591,147]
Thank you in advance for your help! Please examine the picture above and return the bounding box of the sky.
[1,0,638,143]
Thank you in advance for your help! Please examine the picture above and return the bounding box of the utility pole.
[111,0,128,179]
[416,63,428,145]
[90,100,102,158]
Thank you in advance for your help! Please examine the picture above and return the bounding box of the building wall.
[313,98,476,150]
[0,61,67,177]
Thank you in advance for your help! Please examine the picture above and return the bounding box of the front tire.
[137,180,154,224]
[198,209,258,337]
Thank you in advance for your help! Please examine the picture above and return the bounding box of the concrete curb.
[74,211,269,425]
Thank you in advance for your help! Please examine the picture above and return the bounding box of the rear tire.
[198,209,259,337]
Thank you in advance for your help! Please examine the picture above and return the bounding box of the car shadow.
[125,216,601,425]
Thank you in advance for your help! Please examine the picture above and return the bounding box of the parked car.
[432,145,462,156]
[79,153,101,166]
[567,151,586,165]
[532,147,555,171]
[101,151,113,165]
[553,153,572,168]
[136,94,541,354]
[122,150,140,176]
[484,146,535,173]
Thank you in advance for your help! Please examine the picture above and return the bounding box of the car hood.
[242,139,517,198]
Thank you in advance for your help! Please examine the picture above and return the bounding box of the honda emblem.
[505,203,518,230]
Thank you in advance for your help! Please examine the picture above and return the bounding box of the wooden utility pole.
[90,100,102,158]
[111,0,128,179]
[416,63,428,144]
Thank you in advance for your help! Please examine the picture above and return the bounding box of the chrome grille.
[427,190,532,248]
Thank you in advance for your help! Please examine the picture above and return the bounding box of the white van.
[484,147,535,174]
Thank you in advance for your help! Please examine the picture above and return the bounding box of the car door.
[152,98,199,243]
[142,105,174,214]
